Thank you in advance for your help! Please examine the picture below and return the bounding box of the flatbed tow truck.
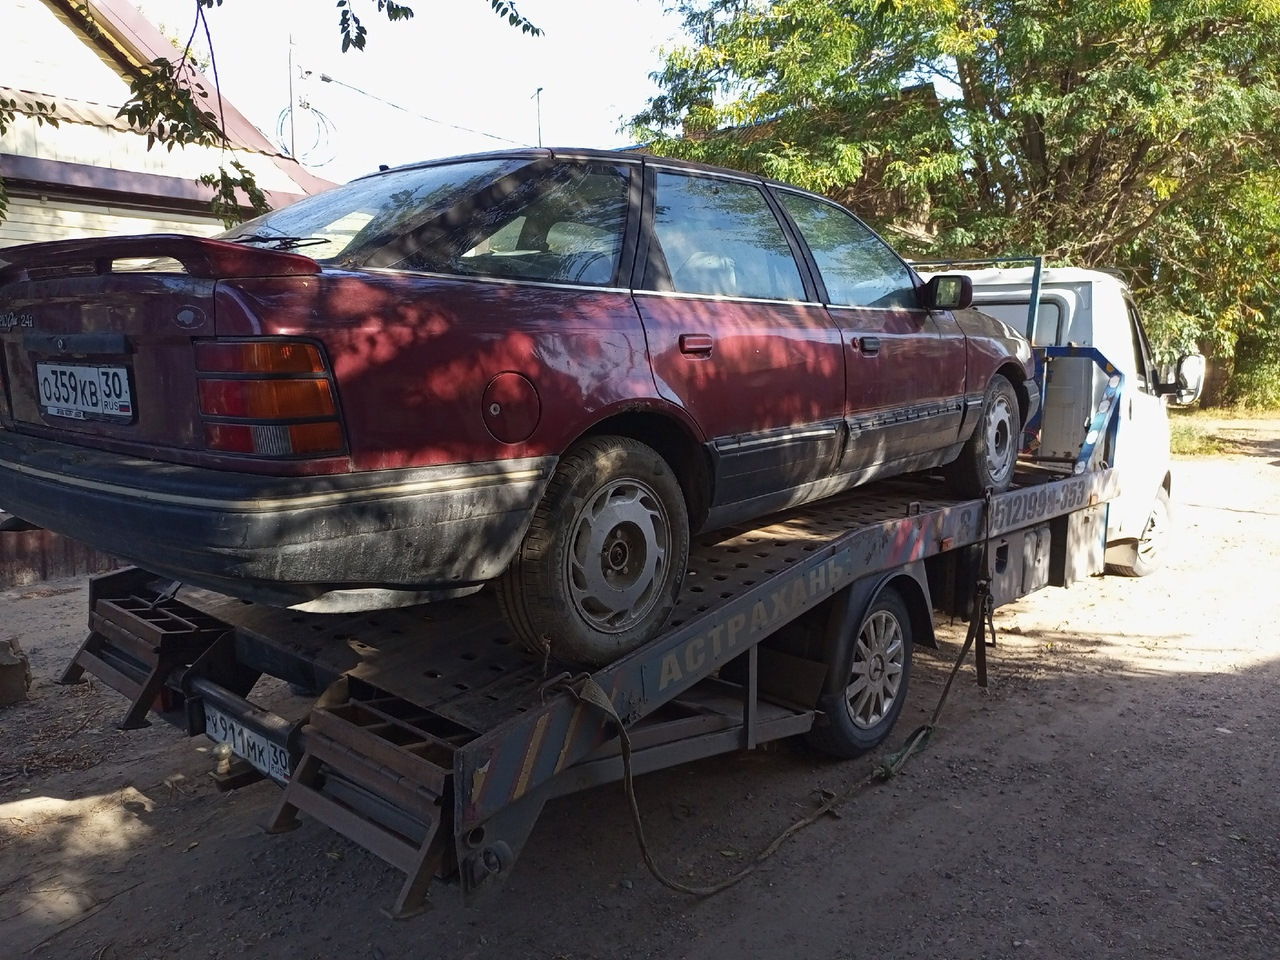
[50,347,1125,918]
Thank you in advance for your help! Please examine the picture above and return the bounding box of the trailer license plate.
[204,704,292,784]
[36,362,134,421]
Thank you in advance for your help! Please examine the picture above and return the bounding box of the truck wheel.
[497,436,689,667]
[1107,486,1170,578]
[946,374,1019,497]
[807,586,913,759]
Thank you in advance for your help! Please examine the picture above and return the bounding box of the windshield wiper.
[227,233,331,251]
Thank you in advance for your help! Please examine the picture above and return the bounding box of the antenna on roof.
[531,86,543,148]
[287,35,297,158]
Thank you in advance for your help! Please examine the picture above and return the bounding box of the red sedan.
[0,149,1035,664]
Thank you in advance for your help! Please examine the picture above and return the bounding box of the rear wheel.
[1107,486,1171,578]
[807,586,914,759]
[946,374,1020,497]
[497,436,689,666]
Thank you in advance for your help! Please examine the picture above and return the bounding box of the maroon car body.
[0,149,1035,655]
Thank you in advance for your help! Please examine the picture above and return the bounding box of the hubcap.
[985,394,1016,485]
[847,610,905,730]
[568,478,670,633]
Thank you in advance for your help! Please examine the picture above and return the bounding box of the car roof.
[354,147,803,193]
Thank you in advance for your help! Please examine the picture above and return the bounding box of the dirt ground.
[2,421,1279,960]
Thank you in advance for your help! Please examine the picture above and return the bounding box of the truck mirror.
[1159,353,1206,406]
[923,274,972,311]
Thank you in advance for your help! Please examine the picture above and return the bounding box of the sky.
[134,0,685,184]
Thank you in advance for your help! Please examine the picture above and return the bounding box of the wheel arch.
[819,560,937,698]
[997,360,1033,424]
[577,408,712,531]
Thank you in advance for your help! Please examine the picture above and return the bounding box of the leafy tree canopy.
[634,0,1280,401]
[0,0,540,226]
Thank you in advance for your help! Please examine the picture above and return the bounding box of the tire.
[946,373,1020,498]
[1107,486,1171,578]
[807,586,914,759]
[497,436,690,666]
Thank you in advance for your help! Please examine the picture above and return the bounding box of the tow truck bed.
[58,464,1118,916]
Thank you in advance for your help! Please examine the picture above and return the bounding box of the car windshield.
[218,157,530,263]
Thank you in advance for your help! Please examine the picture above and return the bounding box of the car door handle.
[859,336,881,356]
[679,334,714,357]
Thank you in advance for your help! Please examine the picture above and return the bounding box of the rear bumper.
[0,430,554,609]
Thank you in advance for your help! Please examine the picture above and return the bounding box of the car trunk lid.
[0,234,321,455]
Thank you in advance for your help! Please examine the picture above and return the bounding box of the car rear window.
[219,157,528,262]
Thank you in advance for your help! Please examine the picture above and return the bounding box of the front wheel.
[946,373,1020,497]
[497,436,690,667]
[807,586,914,759]
[1107,486,1171,578]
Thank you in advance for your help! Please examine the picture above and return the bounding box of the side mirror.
[1158,353,1206,406]
[922,274,972,311]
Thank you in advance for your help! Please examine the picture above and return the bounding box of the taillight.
[195,338,345,457]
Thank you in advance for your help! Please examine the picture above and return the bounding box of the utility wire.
[318,74,530,147]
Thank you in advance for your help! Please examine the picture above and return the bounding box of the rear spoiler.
[0,234,322,283]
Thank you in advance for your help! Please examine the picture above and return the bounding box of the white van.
[927,265,1204,576]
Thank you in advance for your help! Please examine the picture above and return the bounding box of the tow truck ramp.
[57,465,1117,916]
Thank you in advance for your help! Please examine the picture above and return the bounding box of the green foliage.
[337,0,417,53]
[119,58,222,152]
[489,1,542,35]
[198,159,268,227]
[636,0,1280,404]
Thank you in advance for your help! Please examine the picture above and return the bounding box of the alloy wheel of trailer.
[1107,485,1171,578]
[496,435,690,666]
[807,585,914,758]
[946,373,1019,497]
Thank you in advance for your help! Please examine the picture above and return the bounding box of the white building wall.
[0,194,221,248]
[1,0,132,101]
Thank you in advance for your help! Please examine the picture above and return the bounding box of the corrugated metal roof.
[0,85,139,134]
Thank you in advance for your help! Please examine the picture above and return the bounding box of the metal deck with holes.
[60,465,1120,917]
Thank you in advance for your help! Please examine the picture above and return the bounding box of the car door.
[633,167,845,517]
[1106,298,1171,540]
[774,190,966,470]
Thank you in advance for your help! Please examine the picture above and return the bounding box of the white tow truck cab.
[934,264,1205,575]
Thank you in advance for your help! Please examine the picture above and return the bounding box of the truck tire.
[497,436,689,667]
[1107,486,1170,578]
[807,586,913,759]
[946,373,1019,497]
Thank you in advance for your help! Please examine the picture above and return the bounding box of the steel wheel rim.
[985,394,1016,485]
[1138,494,1168,564]
[567,477,671,634]
[847,610,905,730]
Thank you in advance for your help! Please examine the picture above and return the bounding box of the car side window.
[978,300,1064,346]
[643,172,806,301]
[778,191,917,309]
[1125,300,1156,393]
[403,162,630,286]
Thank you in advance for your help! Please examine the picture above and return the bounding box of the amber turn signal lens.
[287,421,344,454]
[198,378,335,419]
[204,421,343,456]
[195,340,325,374]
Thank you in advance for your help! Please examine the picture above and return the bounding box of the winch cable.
[568,490,1000,898]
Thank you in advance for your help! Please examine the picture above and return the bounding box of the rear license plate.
[204,704,293,784]
[36,362,134,421]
